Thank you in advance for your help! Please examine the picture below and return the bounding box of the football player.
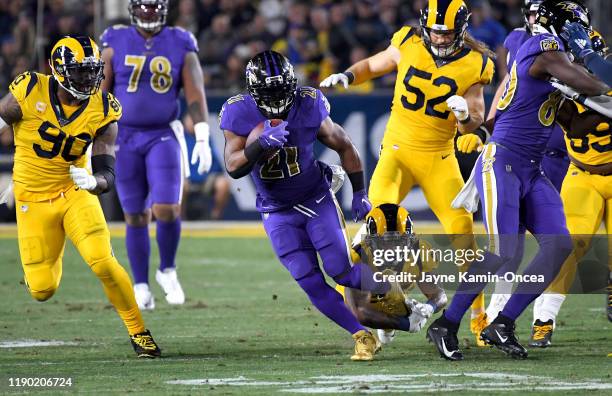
[320,0,494,345]
[222,51,402,361]
[0,36,161,358]
[529,33,611,347]
[338,204,447,346]
[563,22,612,86]
[100,0,213,309]
[483,0,570,325]
[427,0,609,360]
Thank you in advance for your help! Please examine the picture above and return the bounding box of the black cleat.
[480,322,528,359]
[130,329,161,358]
[529,319,553,348]
[607,278,612,322]
[426,317,463,361]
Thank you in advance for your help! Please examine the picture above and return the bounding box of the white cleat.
[134,283,155,310]
[155,268,185,305]
[377,329,396,345]
[485,293,511,324]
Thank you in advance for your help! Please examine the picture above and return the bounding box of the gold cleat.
[470,312,489,347]
[351,330,377,361]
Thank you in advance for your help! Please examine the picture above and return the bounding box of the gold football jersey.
[9,72,121,201]
[385,27,494,152]
[563,98,612,166]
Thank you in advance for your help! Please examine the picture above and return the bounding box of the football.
[246,119,284,162]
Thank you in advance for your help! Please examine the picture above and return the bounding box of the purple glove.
[351,189,372,222]
[258,120,289,150]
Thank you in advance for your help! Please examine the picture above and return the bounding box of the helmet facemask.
[421,25,467,59]
[50,39,104,101]
[129,0,168,32]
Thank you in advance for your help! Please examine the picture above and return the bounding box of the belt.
[570,156,612,176]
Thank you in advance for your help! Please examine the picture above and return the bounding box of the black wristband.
[473,125,489,142]
[91,154,115,194]
[459,114,472,125]
[347,171,365,192]
[244,140,265,162]
[343,71,355,85]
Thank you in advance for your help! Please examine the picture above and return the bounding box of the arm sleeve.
[585,53,612,87]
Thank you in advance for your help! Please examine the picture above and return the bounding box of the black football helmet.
[246,51,298,119]
[419,0,470,59]
[533,0,590,45]
[523,0,544,33]
[129,0,168,32]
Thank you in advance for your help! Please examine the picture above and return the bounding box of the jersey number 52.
[124,55,173,94]
[401,66,458,119]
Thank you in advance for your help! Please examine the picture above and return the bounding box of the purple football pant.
[116,126,183,284]
[541,151,569,193]
[445,144,572,324]
[262,190,387,334]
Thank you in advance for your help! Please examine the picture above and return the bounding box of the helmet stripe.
[263,51,272,76]
[444,0,465,29]
[75,36,94,58]
[427,0,438,27]
[436,0,453,26]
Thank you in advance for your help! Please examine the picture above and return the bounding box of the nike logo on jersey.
[442,154,451,160]
[161,136,171,141]
[495,329,508,343]
[315,195,326,204]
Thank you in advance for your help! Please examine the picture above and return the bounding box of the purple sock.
[297,271,365,335]
[157,218,181,271]
[334,263,390,295]
[126,224,150,284]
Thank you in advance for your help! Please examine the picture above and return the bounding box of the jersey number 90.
[124,55,173,94]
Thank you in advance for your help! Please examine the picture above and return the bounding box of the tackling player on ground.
[222,50,401,361]
[0,36,161,358]
[100,0,213,309]
[320,0,495,345]
[427,0,609,361]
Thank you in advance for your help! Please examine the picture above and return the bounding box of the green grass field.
[0,232,611,394]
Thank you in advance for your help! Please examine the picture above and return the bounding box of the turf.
[0,235,610,394]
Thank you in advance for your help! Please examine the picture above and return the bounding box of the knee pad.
[89,256,119,279]
[24,274,58,302]
[30,287,57,302]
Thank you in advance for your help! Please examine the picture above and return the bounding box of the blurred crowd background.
[0,0,609,97]
[0,0,610,221]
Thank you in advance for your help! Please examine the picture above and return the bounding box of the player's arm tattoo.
[182,51,208,124]
[317,117,363,174]
[223,130,253,178]
[532,51,609,96]
[345,288,408,330]
[458,84,485,134]
[0,92,23,125]
[556,100,610,138]
[100,47,114,93]
[89,122,118,195]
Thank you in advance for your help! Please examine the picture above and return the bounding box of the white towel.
[0,178,13,205]
[169,120,191,179]
[451,152,482,213]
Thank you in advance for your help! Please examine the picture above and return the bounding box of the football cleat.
[470,312,489,347]
[426,317,463,361]
[130,329,161,358]
[529,319,554,348]
[377,329,396,345]
[155,268,185,305]
[351,330,378,361]
[134,283,155,310]
[480,322,528,359]
[607,278,612,322]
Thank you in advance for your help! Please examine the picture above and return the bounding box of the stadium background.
[0,0,610,221]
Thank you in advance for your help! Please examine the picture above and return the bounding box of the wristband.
[459,114,472,125]
[343,71,355,85]
[244,140,265,162]
[347,171,365,192]
[473,125,489,142]
[397,315,412,332]
[91,154,116,193]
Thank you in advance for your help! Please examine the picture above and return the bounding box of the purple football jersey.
[100,25,198,128]
[219,87,332,212]
[503,28,566,155]
[492,34,565,160]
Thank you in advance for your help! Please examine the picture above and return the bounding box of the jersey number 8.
[124,55,173,94]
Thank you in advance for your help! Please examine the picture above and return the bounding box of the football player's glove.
[561,22,594,60]
[69,165,97,191]
[456,133,483,153]
[446,95,470,122]
[191,121,212,175]
[259,120,288,150]
[320,73,350,89]
[351,190,371,222]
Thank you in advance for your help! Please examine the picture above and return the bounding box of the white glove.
[446,95,470,121]
[403,298,433,333]
[69,165,97,191]
[320,73,349,89]
[191,122,212,175]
